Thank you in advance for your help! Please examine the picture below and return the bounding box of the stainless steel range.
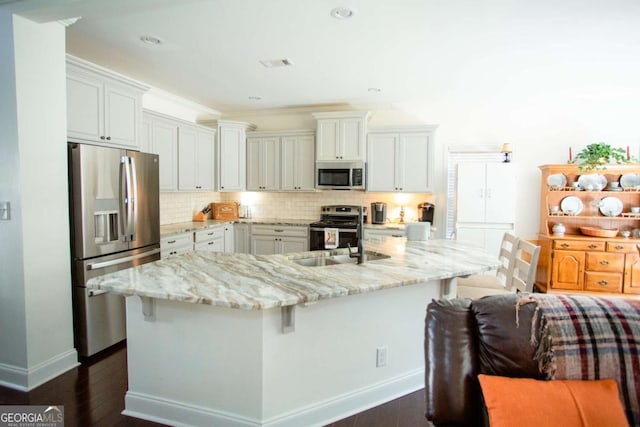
[309,205,367,251]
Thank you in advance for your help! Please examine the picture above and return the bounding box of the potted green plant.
[572,142,633,171]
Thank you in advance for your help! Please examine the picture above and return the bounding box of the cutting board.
[211,202,239,220]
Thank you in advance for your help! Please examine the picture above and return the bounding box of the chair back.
[495,232,519,287]
[508,239,541,293]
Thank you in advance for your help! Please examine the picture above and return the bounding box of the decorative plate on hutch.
[599,196,623,217]
[547,173,567,189]
[560,196,583,215]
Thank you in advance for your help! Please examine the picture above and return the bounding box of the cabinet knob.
[561,243,569,248]
[599,260,610,265]
[616,245,624,250]
[100,136,106,140]
[598,280,609,286]
[588,244,598,249]
[106,136,111,140]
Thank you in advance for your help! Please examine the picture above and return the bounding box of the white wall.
[0,12,77,390]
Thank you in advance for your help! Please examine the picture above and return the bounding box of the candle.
[627,146,630,160]
[569,147,572,161]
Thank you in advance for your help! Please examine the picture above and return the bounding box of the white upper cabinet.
[144,112,178,191]
[313,111,369,161]
[367,127,436,193]
[67,56,147,149]
[281,134,315,191]
[178,125,216,191]
[247,137,280,191]
[217,120,255,192]
[246,130,315,192]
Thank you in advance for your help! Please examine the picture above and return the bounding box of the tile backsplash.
[160,191,433,224]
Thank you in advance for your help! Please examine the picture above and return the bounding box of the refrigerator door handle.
[119,156,129,242]
[87,248,161,271]
[88,289,109,297]
[129,156,138,242]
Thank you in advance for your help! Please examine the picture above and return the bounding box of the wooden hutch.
[536,164,640,296]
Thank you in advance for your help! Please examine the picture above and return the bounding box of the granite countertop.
[160,218,315,236]
[87,238,499,310]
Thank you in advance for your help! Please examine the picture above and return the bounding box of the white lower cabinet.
[234,223,250,254]
[364,228,406,241]
[194,226,225,252]
[250,225,308,255]
[161,232,193,259]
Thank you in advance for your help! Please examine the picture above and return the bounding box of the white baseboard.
[0,348,78,391]
[124,368,424,427]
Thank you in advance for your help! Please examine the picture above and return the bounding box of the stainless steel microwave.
[315,161,366,190]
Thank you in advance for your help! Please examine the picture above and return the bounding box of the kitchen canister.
[552,223,566,236]
[406,222,430,241]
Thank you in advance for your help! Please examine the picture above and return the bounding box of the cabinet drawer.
[585,252,624,272]
[161,233,193,249]
[554,240,604,251]
[194,227,225,242]
[606,242,637,253]
[251,225,308,238]
[584,272,623,293]
[161,245,193,259]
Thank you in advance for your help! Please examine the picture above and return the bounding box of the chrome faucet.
[348,206,365,264]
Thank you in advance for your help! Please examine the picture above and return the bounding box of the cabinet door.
[246,138,262,190]
[282,135,315,191]
[234,224,250,254]
[367,134,397,192]
[624,252,640,294]
[340,118,365,161]
[195,237,224,252]
[280,237,308,254]
[551,250,585,290]
[456,163,487,223]
[196,129,215,191]
[149,118,178,191]
[251,235,279,255]
[316,119,340,161]
[223,225,234,253]
[262,138,280,190]
[219,126,246,191]
[67,73,104,142]
[178,126,198,190]
[485,164,515,223]
[399,133,431,192]
[104,83,139,148]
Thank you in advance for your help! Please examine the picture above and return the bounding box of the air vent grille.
[259,59,294,68]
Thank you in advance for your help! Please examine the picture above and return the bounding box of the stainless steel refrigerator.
[68,142,160,357]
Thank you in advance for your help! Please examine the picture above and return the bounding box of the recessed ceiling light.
[248,96,263,101]
[330,7,355,19]
[259,59,294,68]
[368,88,381,93]
[140,35,163,45]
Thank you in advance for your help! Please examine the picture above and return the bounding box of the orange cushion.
[478,375,629,427]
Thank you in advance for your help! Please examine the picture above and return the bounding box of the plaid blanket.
[523,294,640,426]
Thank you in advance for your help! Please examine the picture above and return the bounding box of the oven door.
[310,227,358,251]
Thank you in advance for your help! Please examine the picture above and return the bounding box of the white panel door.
[67,73,103,142]
[104,84,138,147]
[340,118,364,161]
[456,163,487,223]
[196,129,215,191]
[316,119,340,161]
[246,138,262,190]
[223,225,234,253]
[251,235,278,255]
[295,135,316,190]
[485,164,515,223]
[399,133,431,192]
[150,119,178,191]
[262,137,280,190]
[178,126,198,190]
[219,127,246,191]
[367,133,397,192]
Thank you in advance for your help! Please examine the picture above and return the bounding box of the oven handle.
[310,227,357,233]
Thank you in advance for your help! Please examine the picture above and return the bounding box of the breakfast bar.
[88,239,498,427]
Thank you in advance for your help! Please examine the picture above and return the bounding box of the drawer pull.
[598,280,609,286]
[561,243,570,248]
[207,232,214,235]
[167,240,176,244]
[588,244,598,249]
[615,245,624,250]
[599,260,610,265]
[274,229,284,232]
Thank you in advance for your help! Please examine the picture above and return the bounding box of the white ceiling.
[15,0,640,115]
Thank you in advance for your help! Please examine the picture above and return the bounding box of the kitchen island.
[88,238,498,427]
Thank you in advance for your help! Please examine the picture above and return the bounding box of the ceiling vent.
[259,59,294,68]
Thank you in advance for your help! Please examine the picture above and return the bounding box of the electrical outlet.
[376,346,388,367]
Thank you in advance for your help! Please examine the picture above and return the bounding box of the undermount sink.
[291,251,390,267]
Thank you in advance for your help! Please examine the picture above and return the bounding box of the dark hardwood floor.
[0,342,430,426]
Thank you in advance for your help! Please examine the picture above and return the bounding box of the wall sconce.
[501,143,512,163]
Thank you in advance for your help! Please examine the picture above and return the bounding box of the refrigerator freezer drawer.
[74,287,126,357]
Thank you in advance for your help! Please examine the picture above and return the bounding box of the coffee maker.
[418,202,435,223]
[370,202,387,224]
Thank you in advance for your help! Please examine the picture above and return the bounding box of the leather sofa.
[423,293,638,426]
